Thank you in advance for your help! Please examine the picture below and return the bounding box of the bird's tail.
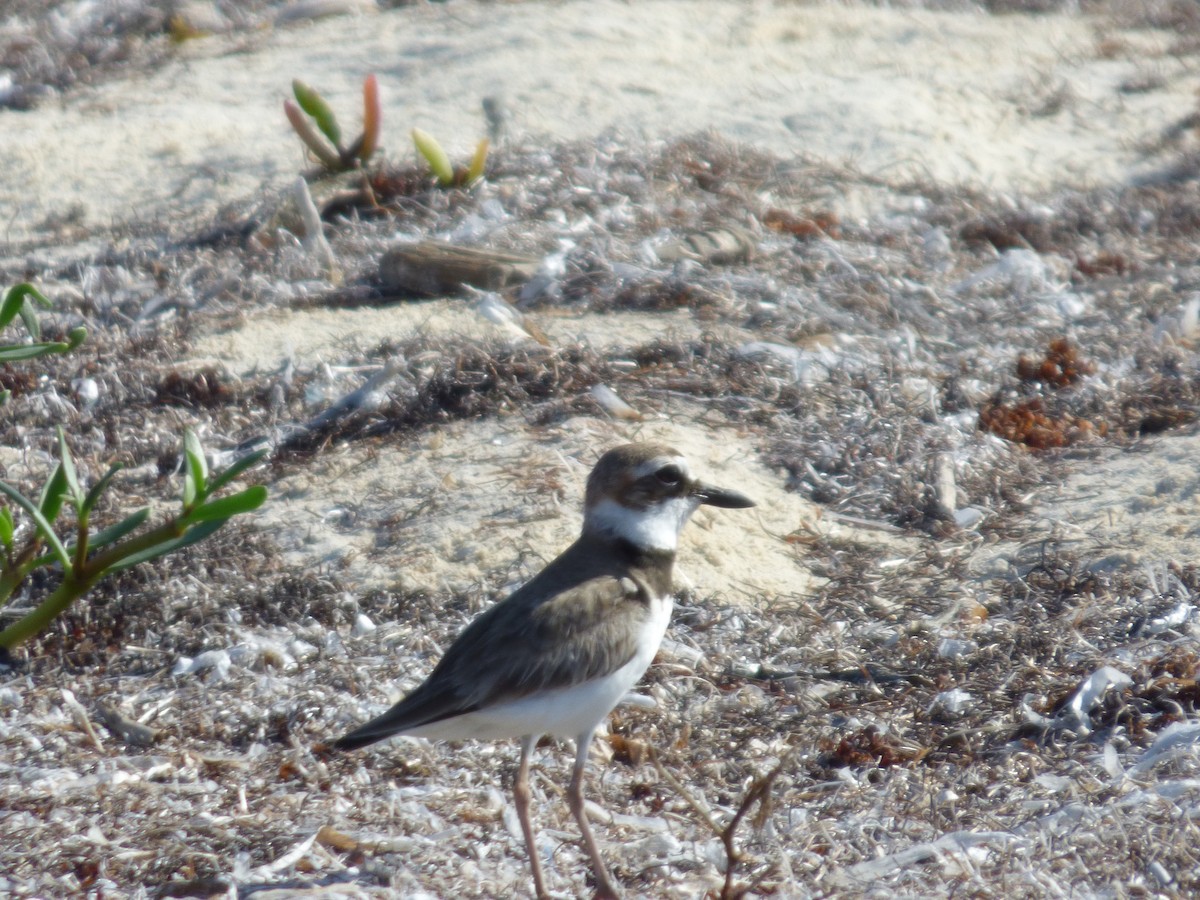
[333,680,467,751]
[332,721,395,752]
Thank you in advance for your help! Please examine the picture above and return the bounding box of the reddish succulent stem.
[358,74,381,163]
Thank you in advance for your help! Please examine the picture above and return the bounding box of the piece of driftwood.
[94,700,161,747]
[379,241,540,296]
[656,226,756,265]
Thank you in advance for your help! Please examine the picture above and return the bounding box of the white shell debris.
[953,506,985,529]
[1020,695,1054,729]
[274,0,375,27]
[1033,773,1073,793]
[589,384,641,420]
[936,638,978,660]
[352,612,377,637]
[472,291,537,343]
[11,755,185,798]
[291,176,339,281]
[249,830,318,878]
[71,377,99,407]
[172,649,232,680]
[734,340,840,385]
[1130,722,1200,776]
[230,635,297,671]
[619,692,658,711]
[1175,294,1200,343]
[931,452,956,519]
[951,248,1065,298]
[659,637,703,666]
[1063,666,1131,735]
[518,241,573,304]
[323,629,346,657]
[841,830,1021,883]
[1149,859,1175,887]
[1141,601,1195,635]
[929,688,973,715]
[1099,742,1124,781]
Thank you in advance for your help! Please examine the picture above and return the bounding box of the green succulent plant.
[0,283,86,405]
[412,127,489,188]
[0,282,268,656]
[0,430,267,653]
[285,74,382,173]
[283,74,489,189]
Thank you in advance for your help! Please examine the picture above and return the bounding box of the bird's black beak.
[693,481,755,509]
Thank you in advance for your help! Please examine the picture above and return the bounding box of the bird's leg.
[515,734,549,900]
[569,729,621,900]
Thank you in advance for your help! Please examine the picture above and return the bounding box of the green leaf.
[0,341,73,362]
[184,430,208,483]
[17,300,40,341]
[292,79,342,148]
[182,430,208,508]
[0,507,13,548]
[27,549,60,570]
[39,463,68,524]
[205,448,268,497]
[285,99,343,170]
[110,519,225,571]
[0,283,49,330]
[0,287,26,329]
[89,508,150,550]
[81,463,123,518]
[412,128,454,186]
[56,429,83,513]
[66,326,86,350]
[0,480,71,571]
[466,137,490,186]
[185,485,267,524]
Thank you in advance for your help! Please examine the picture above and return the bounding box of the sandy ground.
[5,0,1193,586]
[2,0,1194,249]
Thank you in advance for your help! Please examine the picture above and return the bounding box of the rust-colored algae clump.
[1016,336,1095,388]
[980,338,1104,449]
[979,396,1102,450]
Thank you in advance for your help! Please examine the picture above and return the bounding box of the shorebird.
[333,442,755,898]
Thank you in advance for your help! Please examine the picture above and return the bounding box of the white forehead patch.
[631,455,691,481]
[585,495,701,551]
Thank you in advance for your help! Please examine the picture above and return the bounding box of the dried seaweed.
[6,71,1200,898]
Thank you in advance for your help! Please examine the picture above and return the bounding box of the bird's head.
[582,443,755,551]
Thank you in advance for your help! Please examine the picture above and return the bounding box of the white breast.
[406,593,675,742]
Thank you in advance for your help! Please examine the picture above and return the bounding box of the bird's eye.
[655,465,683,486]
